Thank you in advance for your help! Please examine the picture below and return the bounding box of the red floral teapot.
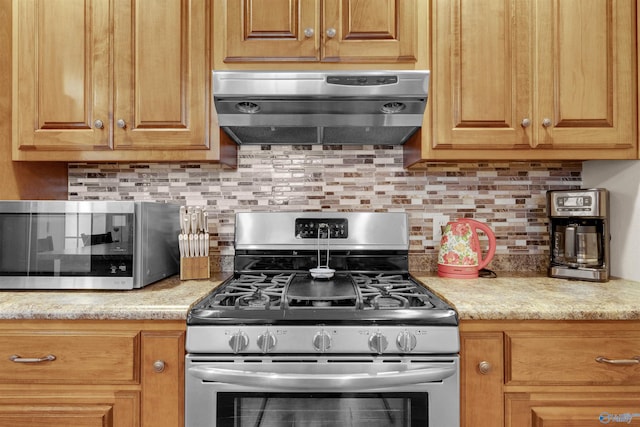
[437,218,496,278]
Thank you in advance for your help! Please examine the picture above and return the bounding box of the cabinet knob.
[520,118,531,128]
[542,118,552,128]
[116,119,127,129]
[304,27,314,38]
[326,27,337,38]
[478,360,492,374]
[94,119,104,129]
[152,360,166,373]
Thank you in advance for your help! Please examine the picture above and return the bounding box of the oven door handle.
[188,365,457,391]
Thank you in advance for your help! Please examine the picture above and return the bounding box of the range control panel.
[295,218,348,239]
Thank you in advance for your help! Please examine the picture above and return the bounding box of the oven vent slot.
[190,359,236,364]
[409,358,457,364]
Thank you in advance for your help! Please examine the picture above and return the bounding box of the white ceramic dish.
[309,267,335,279]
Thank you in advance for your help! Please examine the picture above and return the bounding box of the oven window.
[216,392,428,427]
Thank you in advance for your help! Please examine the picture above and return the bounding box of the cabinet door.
[430,0,532,152]
[535,0,636,152]
[322,0,416,63]
[0,390,139,427]
[461,332,504,427]
[0,404,113,427]
[13,0,111,155]
[221,0,416,64]
[506,393,640,427]
[223,0,320,62]
[113,0,208,151]
[141,331,185,427]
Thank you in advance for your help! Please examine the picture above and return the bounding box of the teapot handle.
[467,219,497,270]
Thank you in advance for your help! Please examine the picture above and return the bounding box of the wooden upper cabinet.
[534,0,636,152]
[13,0,111,153]
[224,0,320,62]
[219,0,417,64]
[112,0,208,152]
[407,0,638,165]
[12,0,226,162]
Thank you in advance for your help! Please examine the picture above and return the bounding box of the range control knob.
[257,331,277,353]
[368,332,388,354]
[312,330,332,352]
[396,330,417,353]
[228,331,249,354]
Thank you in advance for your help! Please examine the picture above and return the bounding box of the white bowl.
[309,267,335,279]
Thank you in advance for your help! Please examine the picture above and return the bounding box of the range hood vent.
[213,70,430,146]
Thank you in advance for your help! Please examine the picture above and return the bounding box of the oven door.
[186,355,459,427]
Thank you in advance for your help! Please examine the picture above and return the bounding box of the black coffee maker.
[547,188,610,282]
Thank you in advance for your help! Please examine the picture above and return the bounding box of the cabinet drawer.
[506,331,640,385]
[0,331,139,384]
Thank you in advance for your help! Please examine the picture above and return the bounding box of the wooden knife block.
[180,256,210,280]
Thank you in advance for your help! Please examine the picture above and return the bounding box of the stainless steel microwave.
[0,201,180,290]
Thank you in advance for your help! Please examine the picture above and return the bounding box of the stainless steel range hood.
[212,70,429,145]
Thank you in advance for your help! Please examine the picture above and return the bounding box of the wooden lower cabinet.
[461,320,640,427]
[0,320,185,427]
[460,331,504,427]
[506,392,640,427]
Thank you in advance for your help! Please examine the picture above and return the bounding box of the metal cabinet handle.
[542,118,552,128]
[521,118,531,128]
[116,119,127,129]
[94,119,104,129]
[304,27,314,38]
[153,360,166,373]
[478,360,492,374]
[9,354,56,363]
[326,27,336,38]
[596,356,640,365]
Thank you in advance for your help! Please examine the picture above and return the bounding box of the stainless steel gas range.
[186,212,460,427]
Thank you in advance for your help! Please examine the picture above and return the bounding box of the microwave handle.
[188,364,457,391]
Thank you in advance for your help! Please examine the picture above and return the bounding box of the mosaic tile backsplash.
[69,145,582,272]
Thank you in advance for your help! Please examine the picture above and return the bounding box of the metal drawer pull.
[9,354,56,363]
[595,356,640,365]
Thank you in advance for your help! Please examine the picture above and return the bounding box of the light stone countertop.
[0,274,228,320]
[412,272,640,321]
[1,272,638,321]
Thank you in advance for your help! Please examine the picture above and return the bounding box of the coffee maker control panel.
[547,189,607,218]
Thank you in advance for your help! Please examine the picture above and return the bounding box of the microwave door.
[0,213,31,274]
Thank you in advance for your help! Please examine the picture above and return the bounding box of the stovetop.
[188,272,458,326]
[186,212,459,355]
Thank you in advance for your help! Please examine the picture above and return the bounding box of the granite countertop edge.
[0,274,228,321]
[412,272,640,321]
[0,272,638,321]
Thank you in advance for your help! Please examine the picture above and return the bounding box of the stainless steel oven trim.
[188,360,457,391]
[186,354,460,426]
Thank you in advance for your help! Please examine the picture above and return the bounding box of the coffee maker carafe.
[547,189,610,282]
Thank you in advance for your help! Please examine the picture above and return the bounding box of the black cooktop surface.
[187,272,458,326]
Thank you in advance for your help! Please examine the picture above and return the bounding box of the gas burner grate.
[210,273,294,309]
[353,274,435,310]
